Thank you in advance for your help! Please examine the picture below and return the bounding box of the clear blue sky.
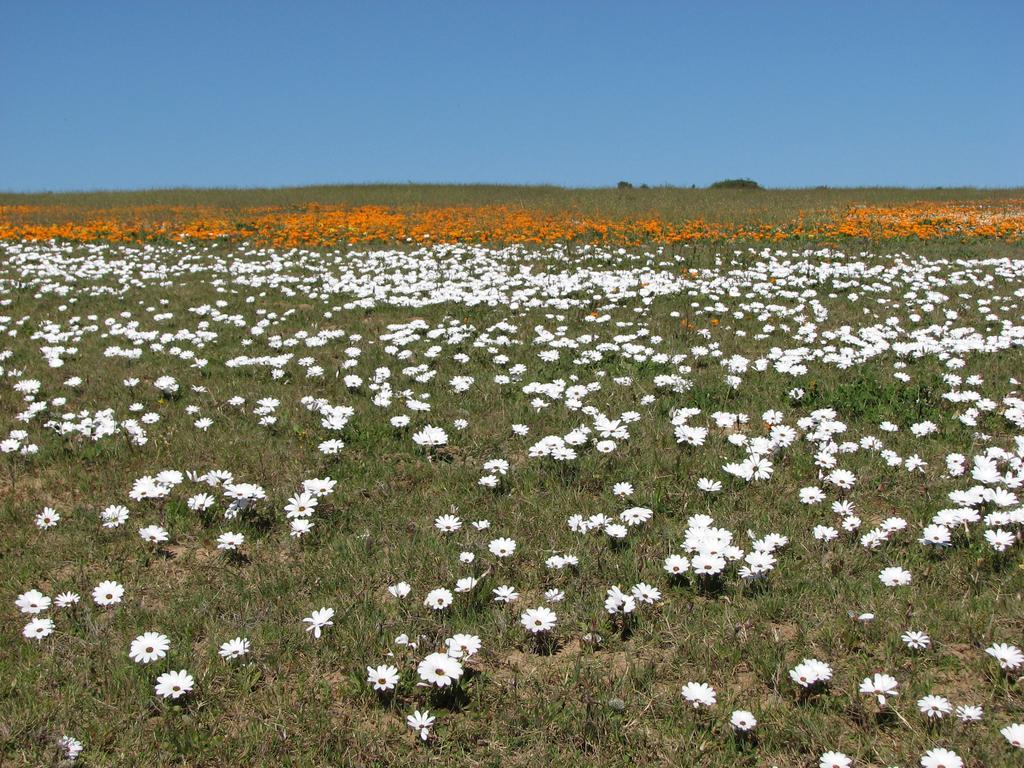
[2,1,1022,191]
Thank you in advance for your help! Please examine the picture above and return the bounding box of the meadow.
[2,183,1023,225]
[2,186,1024,767]
[2,185,1023,246]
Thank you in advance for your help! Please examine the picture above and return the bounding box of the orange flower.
[1,200,1021,246]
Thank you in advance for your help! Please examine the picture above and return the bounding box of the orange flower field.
[1,199,1022,247]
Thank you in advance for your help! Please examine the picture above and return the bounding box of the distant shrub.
[616,180,633,189]
[709,179,762,190]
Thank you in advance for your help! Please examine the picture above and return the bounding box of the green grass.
[2,183,1023,226]
[1,237,1022,767]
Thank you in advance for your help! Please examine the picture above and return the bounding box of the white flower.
[878,566,911,586]
[303,607,334,638]
[917,694,952,719]
[492,585,519,603]
[434,514,461,532]
[919,747,962,768]
[620,507,652,526]
[187,494,215,511]
[153,376,179,394]
[58,735,83,762]
[101,505,130,527]
[154,669,194,699]
[488,537,516,558]
[219,637,250,659]
[799,487,825,505]
[216,531,245,550]
[520,606,557,633]
[54,592,80,608]
[1002,723,1024,748]
[985,528,1017,551]
[139,525,169,544]
[302,477,336,497]
[284,492,318,518]
[412,425,448,448]
[901,630,931,650]
[319,438,345,455]
[859,673,898,706]
[444,633,481,658]
[790,658,832,688]
[366,664,399,691]
[826,469,856,489]
[23,617,55,640]
[15,589,50,614]
[697,477,722,493]
[612,481,634,497]
[35,507,60,528]
[388,582,411,599]
[955,704,983,722]
[630,582,661,604]
[919,524,951,547]
[691,553,726,576]
[986,642,1023,670]
[664,554,690,575]
[604,523,628,539]
[813,525,839,542]
[604,585,636,615]
[406,709,435,741]
[417,652,463,687]
[92,580,124,606]
[129,632,170,664]
[680,681,716,708]
[424,588,453,610]
[730,709,756,731]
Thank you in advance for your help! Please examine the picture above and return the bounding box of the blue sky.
[2,1,1022,191]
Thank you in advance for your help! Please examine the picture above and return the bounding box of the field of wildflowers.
[1,186,1023,247]
[2,190,1024,766]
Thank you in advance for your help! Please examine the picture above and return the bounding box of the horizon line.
[3,181,1024,196]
